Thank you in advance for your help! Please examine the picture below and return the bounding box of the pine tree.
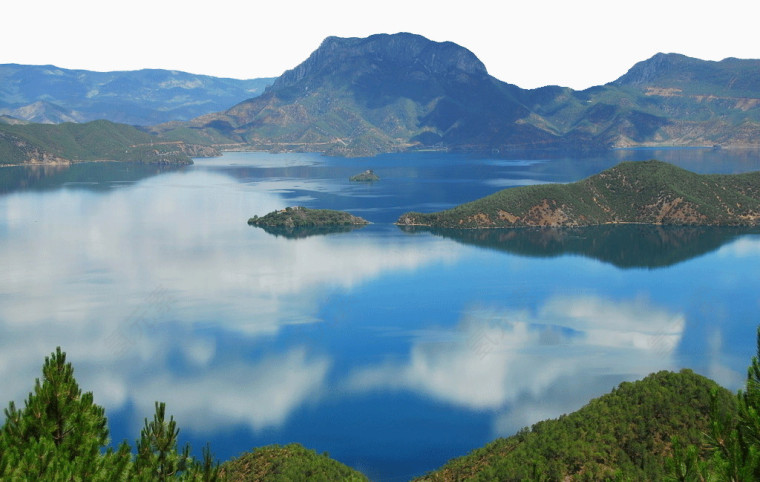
[0,347,113,479]
[135,401,190,480]
[0,347,219,481]
[668,326,760,480]
[134,402,219,481]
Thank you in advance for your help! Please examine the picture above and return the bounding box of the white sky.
[4,0,759,90]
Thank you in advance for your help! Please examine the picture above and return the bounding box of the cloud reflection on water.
[346,294,684,435]
[0,168,464,432]
[125,347,331,432]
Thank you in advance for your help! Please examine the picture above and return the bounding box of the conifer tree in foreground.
[667,327,760,481]
[0,347,218,480]
[708,327,760,480]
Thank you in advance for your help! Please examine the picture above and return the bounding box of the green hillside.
[0,120,216,165]
[219,444,368,481]
[397,160,760,228]
[417,370,735,481]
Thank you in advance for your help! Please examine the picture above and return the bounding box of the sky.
[4,0,759,90]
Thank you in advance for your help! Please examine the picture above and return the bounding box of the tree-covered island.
[248,206,370,228]
[349,170,380,182]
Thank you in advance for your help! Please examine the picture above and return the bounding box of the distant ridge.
[0,64,274,125]
[152,34,760,156]
[612,52,760,94]
[6,34,760,158]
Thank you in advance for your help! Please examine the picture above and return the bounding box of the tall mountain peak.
[270,32,488,92]
[158,35,760,156]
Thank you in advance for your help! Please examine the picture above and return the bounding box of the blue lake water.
[1,148,760,480]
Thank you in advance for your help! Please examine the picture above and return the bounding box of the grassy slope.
[219,443,368,482]
[417,369,735,481]
[0,120,195,165]
[398,160,760,228]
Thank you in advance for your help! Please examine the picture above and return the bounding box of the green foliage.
[0,347,117,479]
[398,160,760,228]
[219,443,368,481]
[0,347,219,481]
[659,325,760,481]
[418,370,734,481]
[134,402,192,481]
[665,436,711,482]
[349,169,380,182]
[248,206,369,228]
[0,120,195,165]
[700,327,760,480]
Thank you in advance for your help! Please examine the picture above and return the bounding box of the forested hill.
[417,369,735,481]
[397,160,760,228]
[0,120,216,165]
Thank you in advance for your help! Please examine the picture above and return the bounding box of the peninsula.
[396,160,760,228]
[248,206,369,228]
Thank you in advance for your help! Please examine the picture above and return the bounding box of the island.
[248,206,370,229]
[349,169,380,182]
[396,160,760,228]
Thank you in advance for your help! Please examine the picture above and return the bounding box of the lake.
[1,148,760,480]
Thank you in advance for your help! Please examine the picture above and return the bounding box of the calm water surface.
[1,149,760,480]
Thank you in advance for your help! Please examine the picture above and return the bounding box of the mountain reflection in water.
[401,224,760,269]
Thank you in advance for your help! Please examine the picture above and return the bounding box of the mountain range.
[152,33,760,156]
[3,33,760,161]
[0,64,273,125]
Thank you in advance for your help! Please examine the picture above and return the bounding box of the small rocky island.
[248,206,370,228]
[397,160,760,228]
[349,170,380,182]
